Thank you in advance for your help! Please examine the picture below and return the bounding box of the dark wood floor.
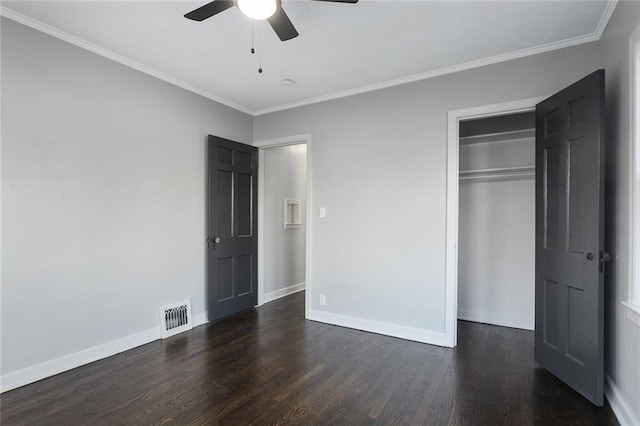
[1,292,617,425]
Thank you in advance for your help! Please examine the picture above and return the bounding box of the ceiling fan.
[184,0,358,42]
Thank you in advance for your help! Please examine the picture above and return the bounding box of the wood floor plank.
[1,292,618,425]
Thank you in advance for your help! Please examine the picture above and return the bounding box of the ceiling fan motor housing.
[185,0,357,42]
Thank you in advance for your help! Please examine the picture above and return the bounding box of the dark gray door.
[535,70,607,406]
[207,135,258,321]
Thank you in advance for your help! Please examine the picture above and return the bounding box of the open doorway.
[457,112,536,331]
[445,97,545,347]
[255,134,311,307]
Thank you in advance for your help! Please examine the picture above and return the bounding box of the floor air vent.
[160,300,192,338]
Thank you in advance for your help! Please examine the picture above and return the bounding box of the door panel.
[217,257,234,302]
[542,279,560,349]
[535,69,605,406]
[236,172,254,236]
[207,135,258,321]
[237,255,253,296]
[217,170,233,237]
[567,136,590,253]
[544,144,562,249]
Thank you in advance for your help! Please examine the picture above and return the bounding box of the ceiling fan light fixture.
[237,0,277,20]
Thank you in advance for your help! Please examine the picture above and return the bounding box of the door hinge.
[599,251,611,273]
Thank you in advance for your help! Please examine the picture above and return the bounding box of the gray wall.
[254,42,600,333]
[600,0,640,420]
[1,18,253,375]
[263,144,307,297]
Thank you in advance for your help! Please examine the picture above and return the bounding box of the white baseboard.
[605,375,640,426]
[307,309,450,347]
[192,311,209,328]
[0,327,160,393]
[457,308,534,331]
[264,282,305,304]
[1,311,210,393]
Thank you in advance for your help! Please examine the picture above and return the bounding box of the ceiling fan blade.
[268,8,299,41]
[309,0,358,3]
[184,0,235,21]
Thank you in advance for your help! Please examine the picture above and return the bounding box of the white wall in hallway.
[263,144,307,301]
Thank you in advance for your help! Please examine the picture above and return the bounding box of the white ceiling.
[2,1,616,115]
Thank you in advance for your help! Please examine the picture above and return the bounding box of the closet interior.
[458,111,536,330]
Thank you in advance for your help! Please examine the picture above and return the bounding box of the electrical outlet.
[320,294,327,306]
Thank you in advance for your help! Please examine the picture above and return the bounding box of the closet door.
[534,70,607,406]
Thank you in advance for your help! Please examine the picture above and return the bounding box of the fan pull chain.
[258,35,263,74]
[249,25,262,74]
[250,23,255,55]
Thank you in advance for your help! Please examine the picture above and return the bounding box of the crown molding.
[595,0,619,39]
[254,0,618,116]
[1,1,618,118]
[254,35,595,115]
[0,6,254,116]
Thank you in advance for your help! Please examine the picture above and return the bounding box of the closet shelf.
[459,128,535,146]
[459,166,535,183]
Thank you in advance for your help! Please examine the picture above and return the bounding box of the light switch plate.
[319,207,326,218]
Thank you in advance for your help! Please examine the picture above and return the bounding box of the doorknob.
[586,252,594,261]
[207,236,221,248]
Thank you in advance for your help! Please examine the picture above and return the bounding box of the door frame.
[445,97,547,347]
[253,133,312,315]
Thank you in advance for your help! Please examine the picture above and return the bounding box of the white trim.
[595,0,619,40]
[253,134,311,148]
[257,143,266,306]
[0,312,208,393]
[192,311,209,328]
[307,310,450,347]
[457,309,534,331]
[264,282,306,304]
[621,301,640,327]
[253,134,312,314]
[605,375,640,426]
[0,6,253,115]
[629,21,640,313]
[0,327,160,393]
[1,2,617,117]
[446,96,547,348]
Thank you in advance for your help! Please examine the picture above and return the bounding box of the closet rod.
[459,165,535,183]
